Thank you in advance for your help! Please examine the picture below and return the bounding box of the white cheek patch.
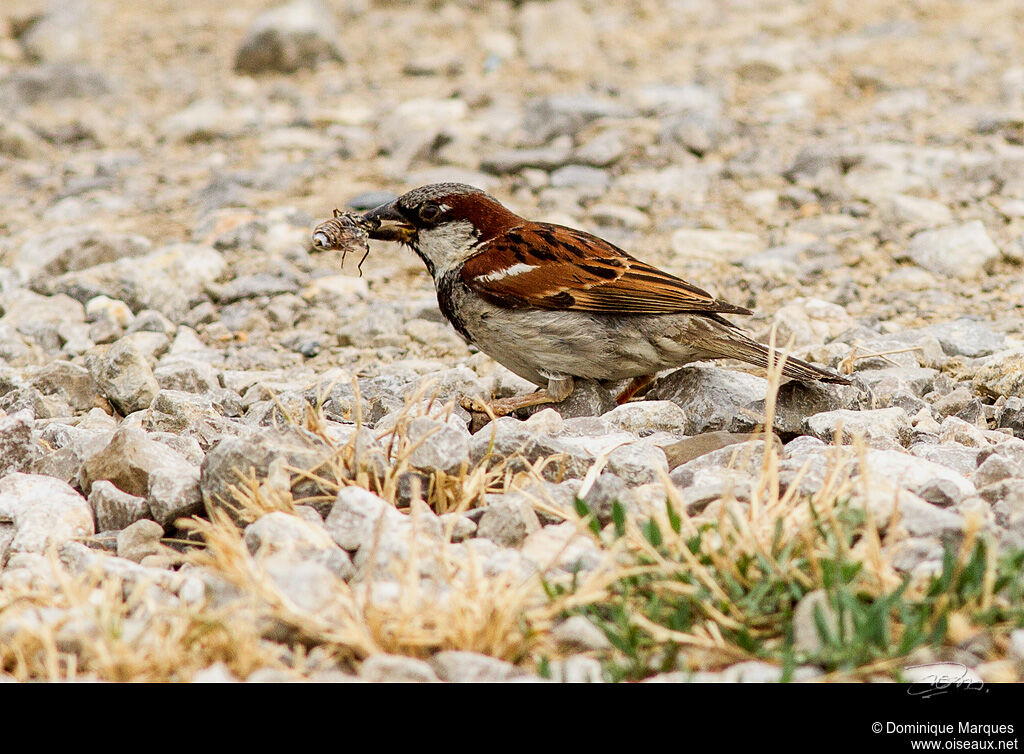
[476,263,537,283]
[415,220,480,274]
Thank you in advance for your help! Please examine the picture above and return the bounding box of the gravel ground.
[1,0,1024,682]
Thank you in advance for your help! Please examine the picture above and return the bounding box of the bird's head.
[359,183,522,276]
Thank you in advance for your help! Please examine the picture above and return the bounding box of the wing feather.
[460,224,752,316]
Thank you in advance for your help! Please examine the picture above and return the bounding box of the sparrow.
[313,183,850,416]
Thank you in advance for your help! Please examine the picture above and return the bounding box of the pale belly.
[448,285,716,386]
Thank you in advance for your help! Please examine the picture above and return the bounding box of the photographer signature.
[904,662,986,698]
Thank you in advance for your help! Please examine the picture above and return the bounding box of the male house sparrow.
[313,183,849,416]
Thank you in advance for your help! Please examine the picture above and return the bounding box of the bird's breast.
[435,270,473,343]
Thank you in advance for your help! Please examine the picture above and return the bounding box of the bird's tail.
[698,321,851,385]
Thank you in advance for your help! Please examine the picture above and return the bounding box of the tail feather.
[698,326,851,385]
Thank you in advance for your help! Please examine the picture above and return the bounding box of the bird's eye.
[419,204,441,223]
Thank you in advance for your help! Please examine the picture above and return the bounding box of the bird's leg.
[615,374,654,404]
[464,375,574,417]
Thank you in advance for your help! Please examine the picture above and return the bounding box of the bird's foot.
[460,389,565,418]
[615,374,655,404]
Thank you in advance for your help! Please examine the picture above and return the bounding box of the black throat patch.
[435,270,472,342]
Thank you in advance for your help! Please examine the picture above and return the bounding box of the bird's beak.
[362,201,416,244]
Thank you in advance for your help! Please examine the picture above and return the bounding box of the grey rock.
[861,448,976,506]
[931,387,983,424]
[143,390,217,435]
[793,590,851,655]
[57,542,184,598]
[41,243,226,325]
[217,273,300,304]
[148,465,203,527]
[244,512,354,581]
[405,417,471,474]
[898,494,966,538]
[670,228,764,264]
[648,366,767,434]
[234,0,344,74]
[477,494,541,547]
[549,165,610,192]
[81,426,201,526]
[580,472,628,522]
[429,651,528,683]
[0,473,93,564]
[916,478,962,508]
[406,367,488,407]
[245,511,335,554]
[192,663,239,684]
[974,454,1024,488]
[552,615,612,651]
[0,410,41,477]
[845,330,946,370]
[0,63,109,108]
[996,397,1024,439]
[806,407,911,449]
[153,357,221,394]
[905,221,1000,279]
[982,478,1024,508]
[547,656,604,683]
[1,289,85,354]
[439,512,477,542]
[785,143,842,184]
[889,537,946,573]
[522,380,615,420]
[200,427,339,522]
[88,479,150,531]
[150,429,206,466]
[574,130,627,167]
[481,137,573,174]
[938,416,998,448]
[350,503,444,582]
[878,194,953,230]
[910,443,981,477]
[86,337,160,415]
[601,401,687,437]
[522,95,631,142]
[469,419,593,481]
[721,661,819,683]
[25,361,100,413]
[87,317,122,345]
[31,421,112,485]
[20,226,151,277]
[925,318,1007,358]
[605,443,668,485]
[767,380,864,435]
[116,519,165,563]
[521,521,602,575]
[254,540,353,588]
[346,191,398,212]
[671,440,768,500]
[360,654,440,683]
[126,310,176,338]
[587,203,649,229]
[659,109,727,156]
[972,349,1024,400]
[18,0,98,63]
[0,120,49,159]
[1009,630,1024,675]
[82,426,188,497]
[858,367,938,401]
[325,487,404,551]
[663,431,778,470]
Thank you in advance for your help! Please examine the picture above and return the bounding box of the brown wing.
[460,223,752,316]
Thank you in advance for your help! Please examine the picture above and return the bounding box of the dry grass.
[1,357,1021,682]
